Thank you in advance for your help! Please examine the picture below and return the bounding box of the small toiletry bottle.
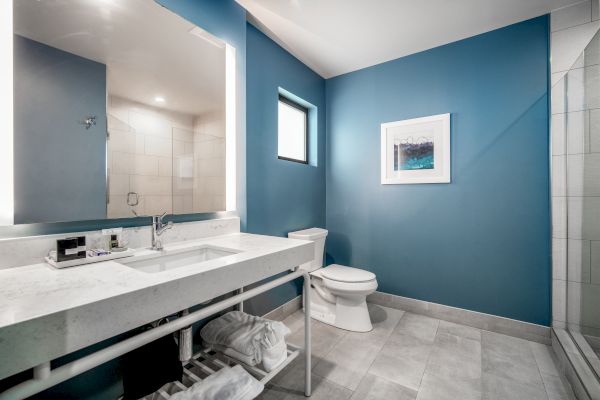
[110,234,119,250]
[102,228,124,252]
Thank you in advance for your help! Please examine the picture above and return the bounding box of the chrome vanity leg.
[304,272,312,397]
[237,287,244,313]
[178,309,192,363]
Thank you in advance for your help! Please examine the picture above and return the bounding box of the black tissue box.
[57,237,86,262]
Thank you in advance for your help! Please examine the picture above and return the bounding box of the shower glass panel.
[563,29,600,376]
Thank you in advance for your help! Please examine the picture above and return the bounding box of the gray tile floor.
[258,304,576,400]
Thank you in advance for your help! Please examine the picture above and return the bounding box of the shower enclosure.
[556,28,600,381]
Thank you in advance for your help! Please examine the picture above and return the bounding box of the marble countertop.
[0,232,313,380]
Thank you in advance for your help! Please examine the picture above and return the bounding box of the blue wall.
[326,16,551,325]
[13,36,107,224]
[244,23,326,315]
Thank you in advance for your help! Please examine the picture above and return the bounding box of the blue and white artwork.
[393,136,434,170]
[381,113,450,184]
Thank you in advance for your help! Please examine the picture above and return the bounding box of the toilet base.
[302,284,373,332]
[334,296,373,332]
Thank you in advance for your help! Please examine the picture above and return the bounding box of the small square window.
[278,95,308,164]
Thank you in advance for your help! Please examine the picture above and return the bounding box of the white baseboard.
[368,291,551,344]
[262,290,552,345]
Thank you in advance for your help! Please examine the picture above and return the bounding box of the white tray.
[45,248,135,269]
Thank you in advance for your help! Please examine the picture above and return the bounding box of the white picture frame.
[380,113,451,184]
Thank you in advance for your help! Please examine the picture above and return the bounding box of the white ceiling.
[14,0,225,116]
[237,0,581,78]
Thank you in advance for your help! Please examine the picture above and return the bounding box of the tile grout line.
[314,326,348,371]
[358,309,407,385]
[312,309,405,391]
[534,348,553,400]
[358,372,418,400]
[309,322,348,379]
[415,318,441,392]
[551,18,596,35]
[484,331,552,397]
[347,373,367,399]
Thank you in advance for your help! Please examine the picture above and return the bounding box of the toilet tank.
[288,228,328,272]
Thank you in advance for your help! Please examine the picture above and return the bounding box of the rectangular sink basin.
[122,246,237,273]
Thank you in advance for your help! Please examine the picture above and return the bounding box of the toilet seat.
[320,264,376,283]
[322,275,378,296]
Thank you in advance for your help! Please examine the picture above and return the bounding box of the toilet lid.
[321,264,376,283]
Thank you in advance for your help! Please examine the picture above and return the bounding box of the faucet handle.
[153,212,168,223]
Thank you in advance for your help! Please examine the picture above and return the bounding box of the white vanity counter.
[0,231,313,380]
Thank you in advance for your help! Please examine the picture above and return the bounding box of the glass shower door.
[563,29,600,376]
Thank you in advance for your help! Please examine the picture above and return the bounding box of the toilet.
[288,228,378,332]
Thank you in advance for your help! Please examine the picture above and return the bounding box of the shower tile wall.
[192,110,226,213]
[551,0,600,335]
[107,96,225,218]
[107,96,182,217]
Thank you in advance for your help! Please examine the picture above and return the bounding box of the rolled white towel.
[261,338,288,372]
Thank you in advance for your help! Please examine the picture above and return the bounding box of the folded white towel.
[210,344,255,366]
[200,311,290,371]
[169,365,263,400]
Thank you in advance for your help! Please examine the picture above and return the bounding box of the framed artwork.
[380,113,451,184]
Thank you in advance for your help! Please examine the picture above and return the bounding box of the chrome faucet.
[151,212,173,251]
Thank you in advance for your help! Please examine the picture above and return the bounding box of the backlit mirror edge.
[0,1,239,238]
[0,0,13,226]
[225,43,237,212]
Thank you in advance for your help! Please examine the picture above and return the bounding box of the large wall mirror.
[6,0,235,226]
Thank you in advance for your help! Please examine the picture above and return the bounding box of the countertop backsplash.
[0,216,240,270]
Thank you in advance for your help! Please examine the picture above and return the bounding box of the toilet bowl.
[288,228,378,332]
